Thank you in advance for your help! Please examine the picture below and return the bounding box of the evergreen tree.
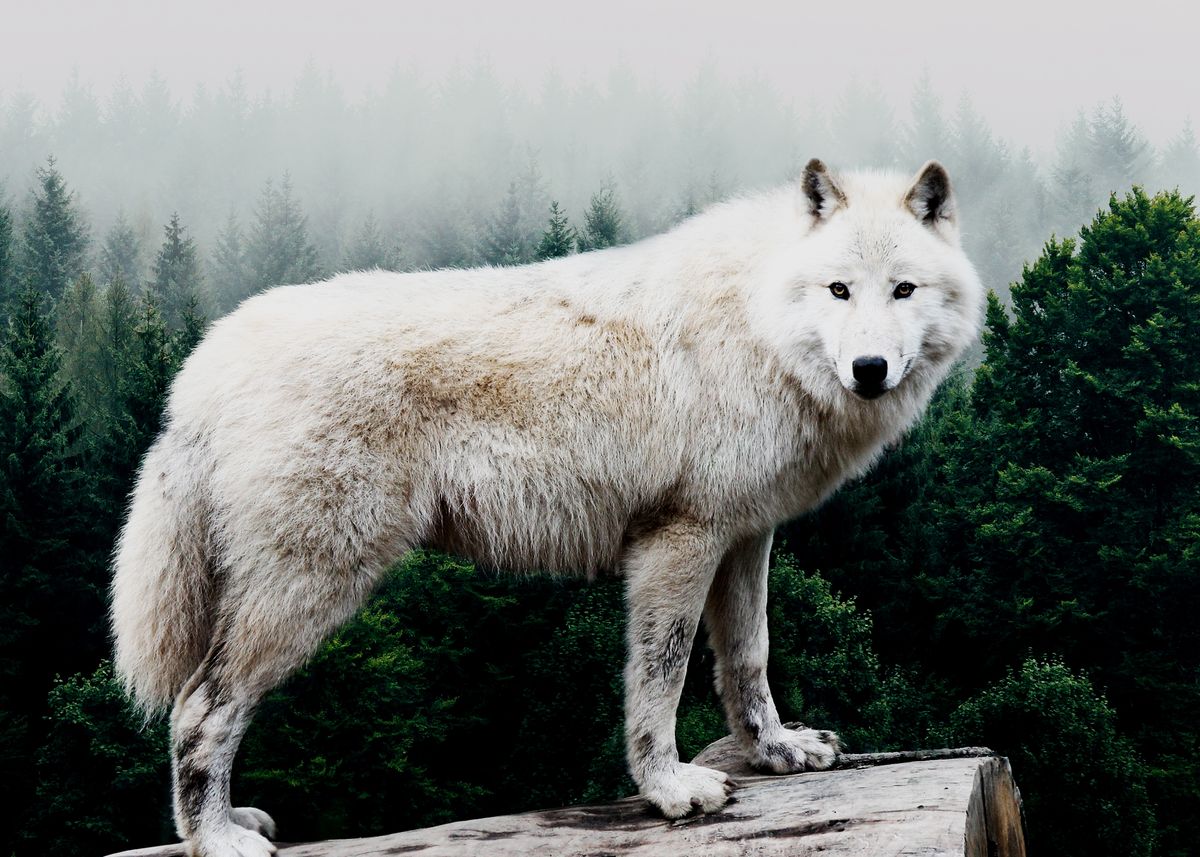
[246,175,321,293]
[482,181,529,265]
[535,201,575,260]
[0,200,15,323]
[150,213,204,331]
[1050,113,1098,235]
[175,292,207,360]
[0,287,101,852]
[17,157,90,301]
[514,155,550,253]
[210,211,248,311]
[576,183,625,252]
[97,212,143,292]
[343,211,400,271]
[100,295,178,504]
[1086,98,1150,196]
[941,658,1155,857]
[902,72,950,166]
[1156,121,1200,198]
[944,189,1200,853]
[54,273,107,431]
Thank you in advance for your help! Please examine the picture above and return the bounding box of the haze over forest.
[1,57,1198,322]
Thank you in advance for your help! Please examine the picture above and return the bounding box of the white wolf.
[111,159,983,857]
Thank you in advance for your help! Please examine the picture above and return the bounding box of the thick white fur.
[111,162,983,855]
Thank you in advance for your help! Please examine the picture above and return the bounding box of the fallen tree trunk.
[109,735,1026,857]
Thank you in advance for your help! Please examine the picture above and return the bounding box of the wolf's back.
[111,426,219,712]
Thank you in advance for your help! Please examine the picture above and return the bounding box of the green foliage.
[151,213,204,330]
[765,552,894,752]
[98,212,144,292]
[343,211,401,272]
[535,201,576,260]
[17,157,90,300]
[482,181,534,266]
[0,287,106,854]
[576,183,625,252]
[29,663,171,856]
[0,199,14,319]
[245,174,321,295]
[938,657,1155,857]
[210,211,248,312]
[509,582,630,806]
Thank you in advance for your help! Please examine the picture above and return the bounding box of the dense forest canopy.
[0,66,1198,857]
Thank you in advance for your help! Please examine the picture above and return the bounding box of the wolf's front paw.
[188,823,276,857]
[750,727,840,774]
[229,806,276,838]
[643,762,735,819]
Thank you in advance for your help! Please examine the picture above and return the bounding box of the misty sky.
[5,0,1197,152]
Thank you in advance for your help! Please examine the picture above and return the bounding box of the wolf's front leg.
[704,532,839,773]
[624,520,734,818]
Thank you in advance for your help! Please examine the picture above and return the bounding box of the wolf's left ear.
[801,158,847,222]
[904,161,957,233]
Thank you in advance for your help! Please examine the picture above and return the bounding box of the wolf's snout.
[852,356,888,398]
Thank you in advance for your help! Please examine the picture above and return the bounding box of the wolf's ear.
[801,158,847,222]
[904,161,956,232]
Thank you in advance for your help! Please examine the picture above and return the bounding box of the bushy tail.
[111,432,218,713]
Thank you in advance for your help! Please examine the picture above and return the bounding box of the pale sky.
[4,0,1198,150]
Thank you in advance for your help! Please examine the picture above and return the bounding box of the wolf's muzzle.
[851,355,889,399]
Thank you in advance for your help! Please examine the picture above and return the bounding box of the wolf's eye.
[893,281,916,299]
[829,282,850,300]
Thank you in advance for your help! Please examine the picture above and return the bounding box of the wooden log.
[108,735,1026,857]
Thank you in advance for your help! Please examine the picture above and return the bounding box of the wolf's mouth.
[852,384,889,400]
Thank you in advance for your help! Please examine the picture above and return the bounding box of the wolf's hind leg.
[171,563,387,857]
[623,520,734,819]
[704,532,839,774]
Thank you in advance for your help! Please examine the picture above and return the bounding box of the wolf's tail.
[111,429,218,713]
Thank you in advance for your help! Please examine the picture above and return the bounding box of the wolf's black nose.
[852,356,888,388]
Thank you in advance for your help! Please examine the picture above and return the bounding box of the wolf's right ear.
[801,158,847,222]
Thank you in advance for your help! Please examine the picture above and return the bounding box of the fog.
[2,1,1198,309]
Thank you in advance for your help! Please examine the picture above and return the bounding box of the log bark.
[108,735,1026,857]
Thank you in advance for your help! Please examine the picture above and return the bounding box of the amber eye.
[829,282,850,300]
[893,281,916,299]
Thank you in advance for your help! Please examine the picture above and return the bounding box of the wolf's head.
[759,159,984,405]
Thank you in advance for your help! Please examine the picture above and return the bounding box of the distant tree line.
[2,67,1199,311]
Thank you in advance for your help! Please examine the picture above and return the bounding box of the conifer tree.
[150,213,204,330]
[535,201,575,260]
[577,183,625,252]
[902,73,950,167]
[0,200,14,321]
[1086,98,1149,196]
[210,211,248,311]
[1156,121,1200,198]
[515,155,550,253]
[18,157,90,300]
[98,212,143,292]
[947,188,1200,853]
[114,296,176,473]
[0,286,100,839]
[246,175,321,292]
[54,273,107,430]
[343,211,400,271]
[98,278,137,431]
[483,182,529,265]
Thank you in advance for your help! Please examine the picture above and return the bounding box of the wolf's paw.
[229,807,276,839]
[189,823,276,857]
[750,727,840,774]
[643,762,735,819]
